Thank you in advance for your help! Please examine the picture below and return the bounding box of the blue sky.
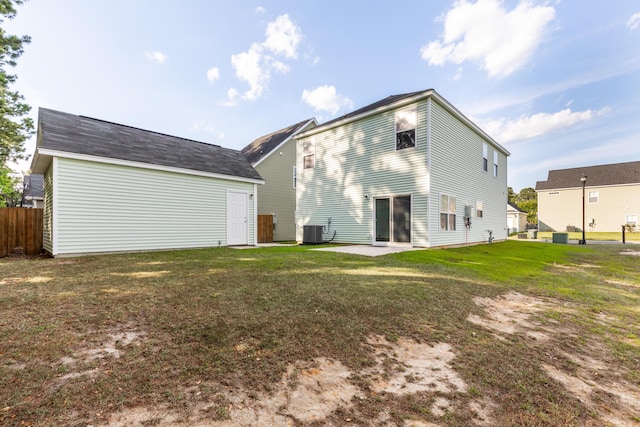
[5,0,640,191]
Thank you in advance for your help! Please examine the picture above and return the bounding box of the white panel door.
[227,191,248,245]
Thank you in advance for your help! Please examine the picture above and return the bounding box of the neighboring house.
[507,202,527,234]
[242,118,317,241]
[295,89,510,248]
[30,108,263,257]
[21,174,44,208]
[535,161,640,232]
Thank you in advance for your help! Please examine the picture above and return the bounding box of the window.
[302,140,315,169]
[588,191,599,204]
[482,143,488,172]
[626,214,637,229]
[292,166,297,188]
[440,194,456,231]
[493,151,498,177]
[395,108,416,150]
[476,201,483,218]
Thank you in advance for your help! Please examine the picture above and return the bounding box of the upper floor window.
[493,151,498,177]
[482,142,488,172]
[292,166,297,188]
[395,108,416,150]
[302,140,315,169]
[440,194,456,231]
[588,190,599,204]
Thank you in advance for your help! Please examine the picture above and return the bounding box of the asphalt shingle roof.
[535,161,640,190]
[34,108,262,181]
[318,90,430,129]
[241,118,315,165]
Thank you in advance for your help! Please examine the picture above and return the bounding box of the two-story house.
[294,89,510,248]
[535,161,640,232]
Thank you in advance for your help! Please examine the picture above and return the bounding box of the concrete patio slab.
[310,245,424,257]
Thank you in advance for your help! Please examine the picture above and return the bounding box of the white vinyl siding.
[51,157,254,255]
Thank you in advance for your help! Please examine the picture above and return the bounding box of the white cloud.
[206,67,220,83]
[228,14,303,102]
[301,85,353,115]
[263,14,302,59]
[219,88,240,107]
[255,6,266,15]
[420,0,555,78]
[627,12,640,30]
[145,51,168,63]
[482,107,610,144]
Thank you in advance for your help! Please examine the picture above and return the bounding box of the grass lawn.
[1,241,639,426]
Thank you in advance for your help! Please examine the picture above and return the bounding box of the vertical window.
[588,191,599,204]
[302,140,315,169]
[440,194,457,231]
[476,201,483,218]
[493,151,498,177]
[292,166,297,188]
[395,108,416,150]
[482,143,488,172]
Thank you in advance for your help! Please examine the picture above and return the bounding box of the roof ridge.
[77,113,223,149]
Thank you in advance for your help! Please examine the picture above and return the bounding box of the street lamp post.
[579,175,587,244]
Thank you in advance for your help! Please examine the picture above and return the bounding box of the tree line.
[0,0,33,207]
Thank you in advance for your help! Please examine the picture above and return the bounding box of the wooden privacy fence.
[257,214,274,243]
[0,208,44,257]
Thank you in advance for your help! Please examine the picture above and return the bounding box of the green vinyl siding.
[296,94,508,248]
[254,135,297,241]
[43,166,54,254]
[52,157,254,255]
[297,101,430,246]
[428,100,507,247]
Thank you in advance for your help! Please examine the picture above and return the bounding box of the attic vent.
[303,225,324,244]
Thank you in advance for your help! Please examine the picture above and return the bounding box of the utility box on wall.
[302,225,323,244]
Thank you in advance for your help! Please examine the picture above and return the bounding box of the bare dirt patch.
[469,291,640,426]
[103,334,495,426]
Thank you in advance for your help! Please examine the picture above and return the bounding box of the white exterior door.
[227,191,248,245]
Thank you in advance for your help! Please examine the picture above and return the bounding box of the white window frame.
[626,214,637,228]
[493,151,498,177]
[292,166,297,188]
[476,200,483,218]
[440,194,457,231]
[302,139,315,169]
[588,190,599,204]
[395,108,417,150]
[482,142,488,172]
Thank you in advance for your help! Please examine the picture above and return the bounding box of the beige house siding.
[254,139,297,241]
[537,184,640,232]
